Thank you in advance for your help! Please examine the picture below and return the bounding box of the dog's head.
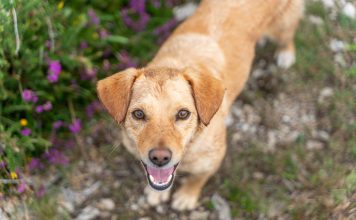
[97,67,224,190]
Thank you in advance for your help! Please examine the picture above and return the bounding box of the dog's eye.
[176,109,191,120]
[132,109,145,120]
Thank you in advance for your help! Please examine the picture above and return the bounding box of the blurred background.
[0,0,355,219]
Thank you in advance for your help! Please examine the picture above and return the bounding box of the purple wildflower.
[86,100,104,118]
[35,105,44,113]
[151,0,161,8]
[121,0,150,32]
[117,51,137,70]
[53,120,63,129]
[81,67,97,80]
[80,41,88,49]
[154,18,177,44]
[47,60,62,83]
[0,161,6,169]
[45,40,52,49]
[88,9,100,26]
[99,28,109,39]
[22,89,33,102]
[130,0,146,13]
[21,128,31,136]
[42,101,52,111]
[36,185,46,198]
[28,158,43,171]
[102,59,111,71]
[69,119,81,134]
[22,89,38,103]
[17,182,26,193]
[43,148,69,165]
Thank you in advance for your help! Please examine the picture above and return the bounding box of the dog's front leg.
[171,172,212,210]
[144,185,171,206]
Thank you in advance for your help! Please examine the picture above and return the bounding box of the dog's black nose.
[149,148,172,167]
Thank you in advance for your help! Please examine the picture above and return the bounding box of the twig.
[0,179,21,184]
[10,0,21,56]
[46,17,55,52]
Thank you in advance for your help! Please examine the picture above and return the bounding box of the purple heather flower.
[102,59,111,71]
[154,18,177,44]
[36,185,46,198]
[0,161,6,169]
[81,67,97,80]
[43,148,69,165]
[117,51,137,70]
[102,48,112,58]
[45,40,52,49]
[21,128,31,136]
[69,119,81,134]
[47,60,61,83]
[99,28,109,39]
[130,0,146,13]
[53,120,63,129]
[151,0,161,8]
[80,41,88,49]
[22,89,38,102]
[17,182,26,193]
[28,158,43,171]
[42,101,52,111]
[86,100,104,118]
[121,0,150,32]
[88,9,100,26]
[35,105,44,113]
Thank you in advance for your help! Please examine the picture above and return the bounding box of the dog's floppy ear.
[97,68,138,123]
[183,68,225,126]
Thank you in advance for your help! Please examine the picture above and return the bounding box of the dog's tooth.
[149,175,154,182]
[167,174,173,182]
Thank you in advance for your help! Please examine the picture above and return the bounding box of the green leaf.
[105,35,129,44]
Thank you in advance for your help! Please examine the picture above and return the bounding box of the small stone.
[189,210,209,220]
[97,198,115,211]
[342,3,356,19]
[75,206,100,220]
[306,140,324,150]
[334,53,347,67]
[253,172,264,180]
[252,69,265,79]
[155,204,165,214]
[321,0,335,8]
[138,217,151,220]
[318,87,334,103]
[211,193,232,220]
[317,130,330,141]
[308,15,324,25]
[329,39,345,52]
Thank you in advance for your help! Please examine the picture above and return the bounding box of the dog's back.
[151,0,304,110]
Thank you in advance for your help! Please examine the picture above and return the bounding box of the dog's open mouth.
[141,162,178,191]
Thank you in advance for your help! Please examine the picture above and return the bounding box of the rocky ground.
[1,0,356,219]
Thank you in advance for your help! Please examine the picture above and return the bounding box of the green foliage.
[0,0,175,186]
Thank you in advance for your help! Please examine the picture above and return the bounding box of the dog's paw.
[171,189,198,211]
[276,49,296,69]
[144,185,170,206]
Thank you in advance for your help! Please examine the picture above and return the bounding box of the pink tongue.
[147,166,174,183]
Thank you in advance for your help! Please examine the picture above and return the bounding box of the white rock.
[321,0,335,8]
[173,2,198,21]
[75,206,100,220]
[308,15,324,25]
[306,140,324,150]
[342,3,356,19]
[97,198,115,211]
[334,53,347,67]
[318,87,334,103]
[189,210,209,220]
[212,193,232,220]
[329,39,345,52]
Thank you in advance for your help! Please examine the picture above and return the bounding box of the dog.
[97,0,304,211]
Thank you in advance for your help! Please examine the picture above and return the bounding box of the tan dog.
[97,0,304,210]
